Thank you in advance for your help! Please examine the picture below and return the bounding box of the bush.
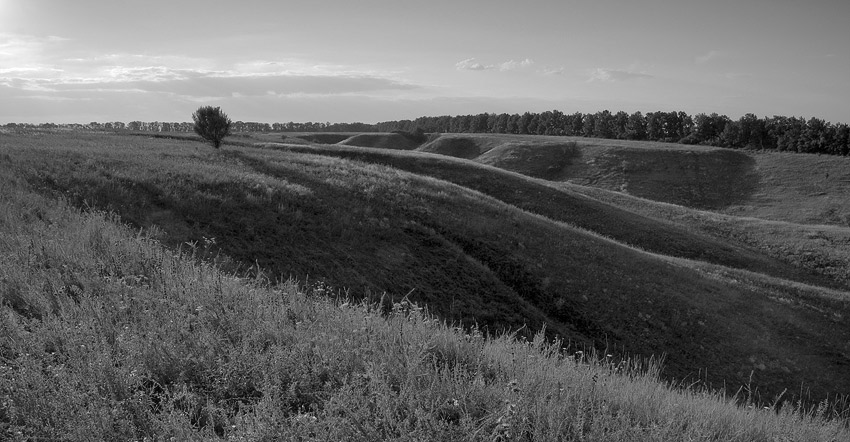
[192,106,232,148]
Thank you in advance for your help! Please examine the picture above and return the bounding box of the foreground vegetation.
[3,130,850,407]
[1,154,847,440]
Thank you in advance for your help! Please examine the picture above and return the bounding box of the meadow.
[1,129,849,440]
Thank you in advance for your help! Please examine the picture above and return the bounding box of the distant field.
[2,130,849,414]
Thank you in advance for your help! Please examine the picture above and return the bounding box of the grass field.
[2,130,849,439]
[411,133,850,224]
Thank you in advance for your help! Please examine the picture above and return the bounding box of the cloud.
[0,33,67,56]
[455,58,491,71]
[540,66,566,76]
[498,58,534,71]
[456,57,535,72]
[696,50,721,64]
[0,43,419,100]
[4,69,419,100]
[588,68,653,82]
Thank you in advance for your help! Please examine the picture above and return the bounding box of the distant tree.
[645,112,663,140]
[582,113,596,137]
[518,112,534,134]
[493,113,510,134]
[800,117,828,153]
[835,124,850,156]
[718,120,741,147]
[528,113,541,134]
[506,114,520,134]
[550,110,566,135]
[567,112,584,136]
[593,110,614,138]
[470,113,490,133]
[686,113,727,145]
[537,111,553,135]
[192,106,232,148]
[613,111,629,139]
[625,112,647,140]
[661,111,686,141]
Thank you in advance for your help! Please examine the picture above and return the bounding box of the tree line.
[1,120,342,133]
[371,110,850,156]
[4,110,848,156]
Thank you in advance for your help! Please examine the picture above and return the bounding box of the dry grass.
[1,168,848,440]
[2,130,850,420]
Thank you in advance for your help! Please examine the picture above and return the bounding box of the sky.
[1,0,848,124]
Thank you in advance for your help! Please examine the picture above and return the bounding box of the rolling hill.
[3,130,848,413]
[4,154,847,440]
[415,133,850,224]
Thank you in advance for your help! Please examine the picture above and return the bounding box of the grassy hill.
[339,132,424,150]
[2,130,849,439]
[260,141,849,289]
[416,133,850,224]
[2,164,847,440]
[416,133,850,285]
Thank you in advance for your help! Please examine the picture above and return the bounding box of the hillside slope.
[416,134,850,224]
[339,132,423,150]
[265,142,847,291]
[4,131,849,408]
[3,165,847,440]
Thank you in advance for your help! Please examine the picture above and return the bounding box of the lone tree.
[192,106,232,148]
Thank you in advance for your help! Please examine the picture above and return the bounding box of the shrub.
[192,106,232,148]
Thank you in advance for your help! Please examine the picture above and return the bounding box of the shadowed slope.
[417,134,508,158]
[4,166,848,439]
[559,144,760,209]
[338,132,422,150]
[6,132,849,408]
[475,141,580,180]
[415,134,850,225]
[263,142,846,291]
[295,133,352,144]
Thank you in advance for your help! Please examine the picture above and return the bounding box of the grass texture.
[1,158,847,440]
[1,131,850,436]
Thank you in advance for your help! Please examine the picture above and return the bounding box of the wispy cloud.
[0,38,418,100]
[498,58,534,71]
[0,33,68,57]
[4,69,418,100]
[540,66,566,76]
[455,58,491,71]
[588,68,653,82]
[456,57,534,71]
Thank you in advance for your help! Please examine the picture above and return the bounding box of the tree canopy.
[192,106,232,149]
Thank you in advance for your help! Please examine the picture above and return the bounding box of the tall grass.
[1,145,848,440]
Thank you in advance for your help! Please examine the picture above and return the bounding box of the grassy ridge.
[262,141,846,291]
[339,133,422,150]
[418,133,850,224]
[3,132,850,410]
[1,150,848,440]
[315,132,850,286]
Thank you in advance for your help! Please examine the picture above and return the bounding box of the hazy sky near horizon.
[1,0,848,124]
